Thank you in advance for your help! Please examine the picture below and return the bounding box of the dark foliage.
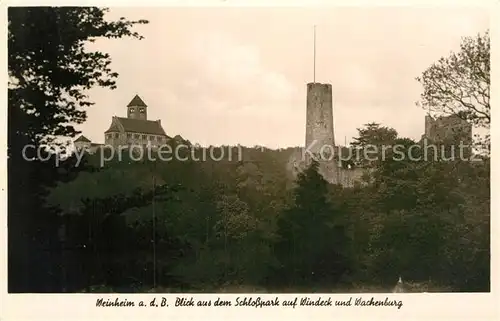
[8,7,490,293]
[8,7,148,292]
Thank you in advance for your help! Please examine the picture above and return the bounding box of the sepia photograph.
[6,6,490,297]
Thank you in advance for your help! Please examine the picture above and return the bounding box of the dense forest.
[38,133,491,293]
[7,7,490,294]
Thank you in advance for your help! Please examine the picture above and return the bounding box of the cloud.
[179,31,295,114]
[79,8,488,148]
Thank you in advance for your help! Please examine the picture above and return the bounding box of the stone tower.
[285,28,366,187]
[423,114,472,145]
[127,94,148,120]
[286,82,368,187]
[305,82,335,159]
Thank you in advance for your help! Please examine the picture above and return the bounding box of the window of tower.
[139,108,145,113]
[129,108,135,113]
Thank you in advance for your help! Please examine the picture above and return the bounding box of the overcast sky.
[80,7,489,148]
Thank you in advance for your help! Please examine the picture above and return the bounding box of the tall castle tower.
[305,82,335,157]
[304,82,339,184]
[127,94,148,120]
[286,26,366,188]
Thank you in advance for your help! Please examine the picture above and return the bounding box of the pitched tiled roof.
[105,117,167,136]
[75,135,91,142]
[105,121,121,133]
[127,95,147,107]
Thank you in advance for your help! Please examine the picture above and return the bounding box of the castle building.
[104,95,168,148]
[422,114,472,145]
[74,95,169,152]
[305,83,335,156]
[288,82,369,188]
[287,81,475,188]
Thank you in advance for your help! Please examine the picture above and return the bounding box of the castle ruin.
[287,82,368,188]
[305,83,335,156]
[287,82,474,188]
[422,114,472,145]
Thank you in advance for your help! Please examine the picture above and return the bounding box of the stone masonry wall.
[424,114,472,144]
[305,83,335,156]
[286,147,369,188]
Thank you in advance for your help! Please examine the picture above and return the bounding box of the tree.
[361,134,490,290]
[351,122,398,167]
[416,30,490,128]
[8,7,148,292]
[352,122,398,147]
[8,7,148,146]
[274,161,351,288]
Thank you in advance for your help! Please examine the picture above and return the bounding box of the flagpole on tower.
[313,25,317,83]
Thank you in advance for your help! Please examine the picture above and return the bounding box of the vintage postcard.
[1,1,498,320]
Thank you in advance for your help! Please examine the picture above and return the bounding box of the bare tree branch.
[416,30,490,129]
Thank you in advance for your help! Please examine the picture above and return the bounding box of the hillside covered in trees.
[8,7,490,294]
[42,133,490,293]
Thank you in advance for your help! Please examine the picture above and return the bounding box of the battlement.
[307,82,332,90]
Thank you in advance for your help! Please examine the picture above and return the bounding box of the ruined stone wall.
[318,163,370,187]
[286,82,373,188]
[305,83,335,156]
[424,114,472,144]
[317,160,339,184]
[424,115,434,139]
[338,167,369,188]
[286,150,369,188]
